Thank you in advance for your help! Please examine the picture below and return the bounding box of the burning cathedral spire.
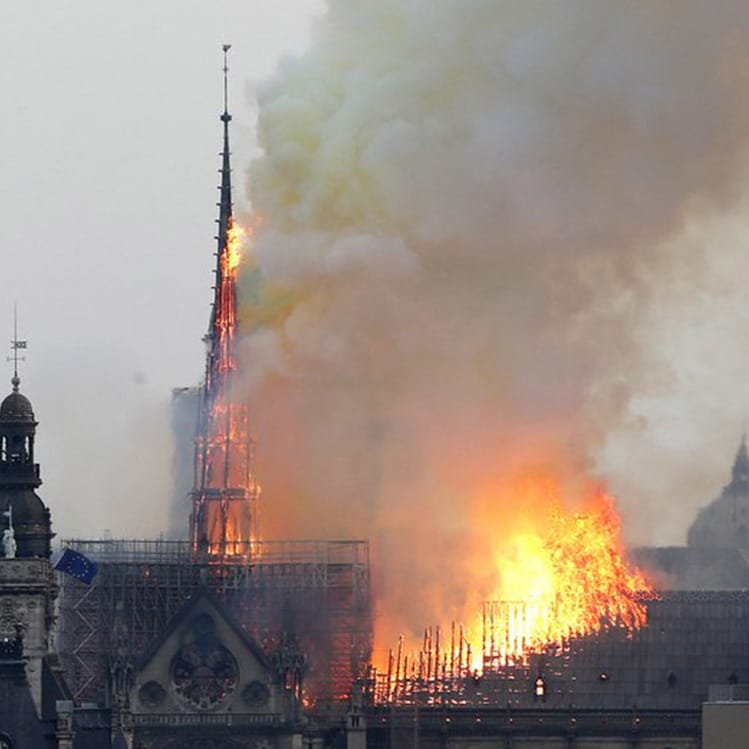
[190,46,260,560]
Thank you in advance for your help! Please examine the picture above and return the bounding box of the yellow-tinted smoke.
[239,0,749,655]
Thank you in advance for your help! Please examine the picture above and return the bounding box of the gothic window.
[171,642,238,710]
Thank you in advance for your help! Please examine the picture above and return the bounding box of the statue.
[2,528,15,559]
[2,508,15,559]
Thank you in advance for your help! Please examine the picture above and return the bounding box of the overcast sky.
[0,1,323,538]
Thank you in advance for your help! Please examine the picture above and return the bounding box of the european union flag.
[54,548,98,584]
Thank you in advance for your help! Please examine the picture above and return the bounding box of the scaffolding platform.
[57,538,372,709]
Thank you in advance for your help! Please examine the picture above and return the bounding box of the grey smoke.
[240,0,749,651]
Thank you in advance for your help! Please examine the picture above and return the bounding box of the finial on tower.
[8,304,27,393]
[732,432,749,484]
[221,44,232,124]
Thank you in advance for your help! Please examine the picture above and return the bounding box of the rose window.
[171,642,239,710]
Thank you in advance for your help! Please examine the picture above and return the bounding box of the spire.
[217,45,233,291]
[732,433,749,485]
[208,44,234,341]
[190,46,260,561]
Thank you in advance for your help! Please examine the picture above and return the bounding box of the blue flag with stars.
[54,548,98,584]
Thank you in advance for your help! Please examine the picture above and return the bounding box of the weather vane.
[7,303,27,392]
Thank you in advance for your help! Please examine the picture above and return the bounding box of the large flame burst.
[379,480,653,694]
[222,219,245,276]
[471,487,653,667]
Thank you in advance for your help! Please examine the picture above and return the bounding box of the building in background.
[688,436,749,548]
[634,438,749,589]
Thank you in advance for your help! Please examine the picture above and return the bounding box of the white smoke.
[240,0,749,651]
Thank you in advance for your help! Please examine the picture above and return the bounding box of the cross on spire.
[221,44,232,123]
[8,304,27,392]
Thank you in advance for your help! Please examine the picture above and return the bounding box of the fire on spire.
[190,46,260,560]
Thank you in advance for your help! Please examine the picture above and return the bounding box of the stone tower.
[0,368,57,712]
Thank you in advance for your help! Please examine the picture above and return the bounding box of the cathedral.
[2,57,749,748]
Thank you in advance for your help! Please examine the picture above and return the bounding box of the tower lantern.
[0,328,52,559]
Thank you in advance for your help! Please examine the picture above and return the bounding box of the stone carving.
[0,598,26,638]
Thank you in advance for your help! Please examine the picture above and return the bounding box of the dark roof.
[0,391,35,423]
[0,654,56,748]
[42,655,73,720]
[632,545,749,589]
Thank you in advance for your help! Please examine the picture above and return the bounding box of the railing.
[60,538,369,566]
[133,712,282,728]
[708,683,749,701]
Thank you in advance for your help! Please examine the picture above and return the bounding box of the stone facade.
[0,557,57,712]
[130,591,304,749]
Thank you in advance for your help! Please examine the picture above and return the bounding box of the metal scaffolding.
[57,538,372,709]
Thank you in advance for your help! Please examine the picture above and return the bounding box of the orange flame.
[223,219,246,275]
[469,486,652,669]
[192,217,260,562]
[378,477,653,694]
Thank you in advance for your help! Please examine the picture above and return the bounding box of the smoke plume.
[241,1,749,654]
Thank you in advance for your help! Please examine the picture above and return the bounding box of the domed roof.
[0,490,53,558]
[0,390,35,422]
[0,489,47,527]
